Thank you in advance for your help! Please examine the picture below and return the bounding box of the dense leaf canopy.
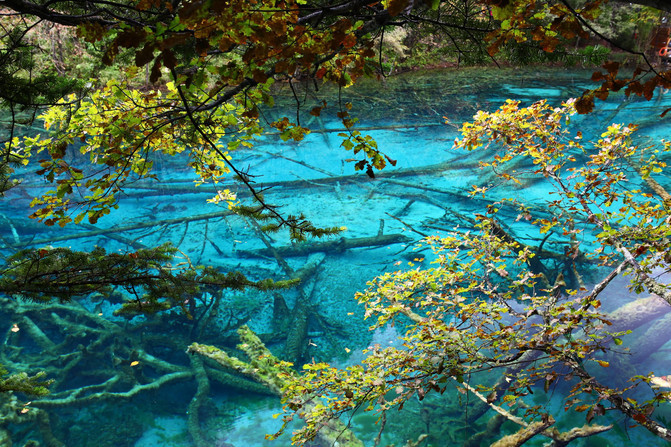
[1,0,671,445]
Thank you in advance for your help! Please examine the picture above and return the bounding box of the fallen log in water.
[78,222,147,250]
[237,232,413,258]
[189,326,365,447]
[298,122,445,134]
[8,210,234,249]
[247,217,318,363]
[630,312,671,363]
[97,155,483,199]
[608,295,671,334]
[626,157,671,202]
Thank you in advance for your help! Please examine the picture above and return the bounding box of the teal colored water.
[1,67,671,446]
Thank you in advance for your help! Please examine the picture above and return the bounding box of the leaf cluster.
[484,0,671,115]
[7,0,404,239]
[0,365,52,397]
[277,99,671,445]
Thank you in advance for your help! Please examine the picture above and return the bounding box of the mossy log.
[464,379,612,446]
[0,296,275,417]
[0,392,64,447]
[247,219,322,363]
[284,299,310,363]
[284,253,324,363]
[18,315,56,351]
[32,372,194,408]
[203,364,276,396]
[187,354,209,447]
[237,233,412,258]
[188,326,293,395]
[463,414,506,447]
[188,326,364,447]
[491,420,553,447]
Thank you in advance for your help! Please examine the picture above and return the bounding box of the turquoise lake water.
[1,67,671,446]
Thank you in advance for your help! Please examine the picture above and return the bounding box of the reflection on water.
[1,67,670,446]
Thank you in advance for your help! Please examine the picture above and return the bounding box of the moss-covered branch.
[188,326,293,395]
[188,326,365,447]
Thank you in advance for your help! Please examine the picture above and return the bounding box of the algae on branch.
[188,325,365,447]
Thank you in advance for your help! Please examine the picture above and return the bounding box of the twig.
[384,212,428,238]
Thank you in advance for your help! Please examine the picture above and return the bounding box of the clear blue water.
[1,67,671,446]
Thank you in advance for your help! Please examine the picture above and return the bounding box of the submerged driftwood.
[630,312,671,362]
[237,232,412,258]
[189,326,365,447]
[116,155,484,200]
[8,210,233,249]
[247,218,324,363]
[0,296,278,447]
[467,293,671,425]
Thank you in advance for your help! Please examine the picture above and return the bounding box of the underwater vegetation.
[1,69,671,446]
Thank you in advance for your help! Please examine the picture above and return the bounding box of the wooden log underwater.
[468,293,671,424]
[629,312,671,363]
[112,155,485,199]
[7,210,234,249]
[237,232,413,258]
[187,354,210,447]
[0,294,281,434]
[78,222,147,250]
[189,326,365,447]
[296,122,445,134]
[608,295,671,334]
[246,217,326,364]
[282,253,324,363]
[625,156,671,203]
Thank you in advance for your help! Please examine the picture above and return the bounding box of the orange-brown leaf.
[135,44,155,67]
[342,34,357,49]
[162,49,177,70]
[117,29,147,48]
[603,61,620,74]
[149,58,162,83]
[575,93,594,114]
[632,413,648,424]
[386,0,411,16]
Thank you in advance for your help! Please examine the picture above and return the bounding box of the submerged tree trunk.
[237,232,412,258]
